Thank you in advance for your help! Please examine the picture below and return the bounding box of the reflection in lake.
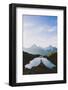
[25,56,56,69]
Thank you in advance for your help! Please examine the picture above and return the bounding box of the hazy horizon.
[23,15,57,48]
[23,44,57,49]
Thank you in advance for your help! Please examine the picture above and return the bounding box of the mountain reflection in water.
[25,56,56,69]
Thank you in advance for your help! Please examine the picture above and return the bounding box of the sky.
[23,15,57,48]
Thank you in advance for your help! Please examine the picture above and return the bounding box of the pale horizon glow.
[23,15,57,48]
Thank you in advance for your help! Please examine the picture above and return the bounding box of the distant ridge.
[23,44,57,56]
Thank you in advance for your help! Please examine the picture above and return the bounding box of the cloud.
[23,17,57,48]
[24,21,57,34]
[23,30,57,48]
[47,26,57,32]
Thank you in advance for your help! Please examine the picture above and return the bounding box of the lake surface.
[25,56,56,69]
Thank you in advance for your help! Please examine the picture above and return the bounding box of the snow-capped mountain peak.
[30,44,39,48]
[23,44,57,56]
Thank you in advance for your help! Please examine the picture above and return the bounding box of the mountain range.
[23,44,57,56]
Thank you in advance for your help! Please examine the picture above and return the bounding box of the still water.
[25,56,56,69]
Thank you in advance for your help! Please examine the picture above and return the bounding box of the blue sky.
[23,15,57,48]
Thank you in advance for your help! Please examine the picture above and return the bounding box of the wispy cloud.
[23,15,57,48]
